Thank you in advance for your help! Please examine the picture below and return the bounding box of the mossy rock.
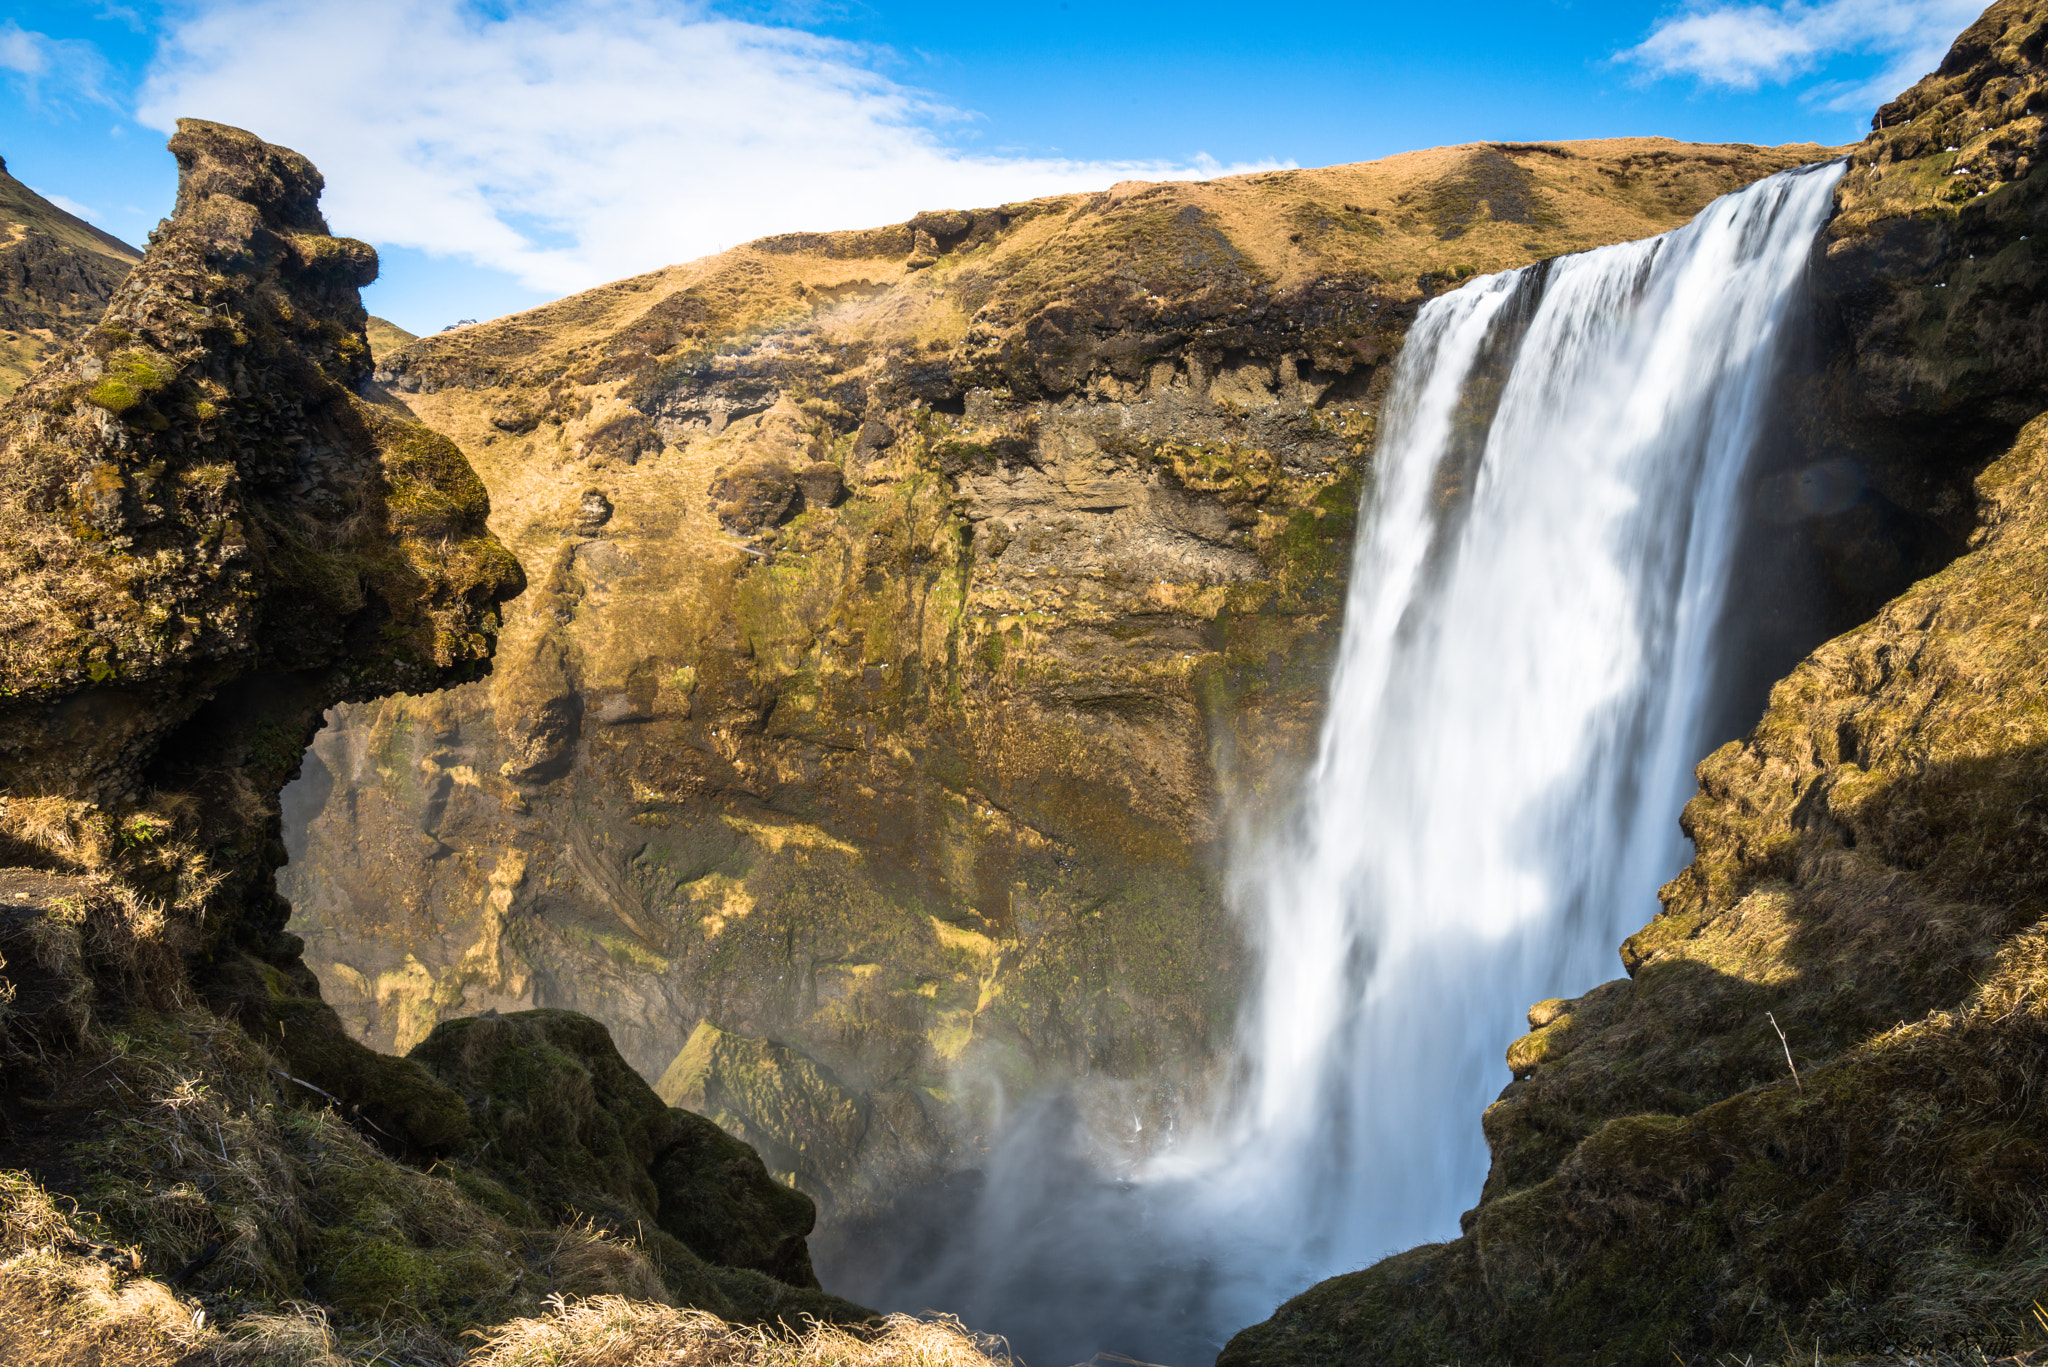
[208,950,470,1152]
[411,1008,833,1297]
[410,1008,674,1222]
[656,1108,820,1287]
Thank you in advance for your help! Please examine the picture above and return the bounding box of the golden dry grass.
[464,1299,1010,1367]
[0,1249,209,1367]
[365,315,418,365]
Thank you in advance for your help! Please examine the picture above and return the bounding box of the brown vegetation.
[465,1301,1008,1367]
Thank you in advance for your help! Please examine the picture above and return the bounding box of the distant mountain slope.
[0,155,142,396]
[365,313,416,362]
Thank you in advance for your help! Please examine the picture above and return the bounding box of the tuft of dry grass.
[0,1170,79,1253]
[463,1300,1011,1367]
[208,1303,352,1366]
[67,1010,310,1295]
[0,1248,208,1367]
[0,791,226,1048]
[0,1168,207,1367]
[537,1220,674,1306]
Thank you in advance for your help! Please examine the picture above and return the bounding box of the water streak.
[845,159,1846,1365]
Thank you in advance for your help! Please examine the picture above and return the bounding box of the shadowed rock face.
[1221,4,2048,1363]
[408,1008,829,1292]
[0,120,523,814]
[0,118,525,1149]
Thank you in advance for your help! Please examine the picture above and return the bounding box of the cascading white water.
[848,160,1846,1365]
[1217,157,1848,1278]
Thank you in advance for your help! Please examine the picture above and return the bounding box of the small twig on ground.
[165,1238,222,1285]
[270,1067,342,1106]
[269,1067,395,1139]
[1766,1012,1802,1092]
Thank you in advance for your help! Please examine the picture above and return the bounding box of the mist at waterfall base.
[824,159,1848,1366]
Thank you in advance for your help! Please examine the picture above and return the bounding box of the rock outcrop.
[276,136,1836,1228]
[0,121,868,1360]
[1221,3,2048,1362]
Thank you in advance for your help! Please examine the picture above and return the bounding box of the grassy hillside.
[0,155,140,396]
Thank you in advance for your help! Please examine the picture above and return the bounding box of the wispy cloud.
[1620,0,1983,111]
[0,20,119,112]
[39,190,108,224]
[138,0,1285,296]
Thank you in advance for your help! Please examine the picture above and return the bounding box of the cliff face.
[1221,4,2048,1362]
[0,123,869,1363]
[0,156,143,398]
[277,137,1833,1219]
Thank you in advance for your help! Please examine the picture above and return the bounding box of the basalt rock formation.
[0,121,868,1362]
[1220,3,2048,1362]
[0,156,142,399]
[1,151,415,396]
[276,136,1833,1232]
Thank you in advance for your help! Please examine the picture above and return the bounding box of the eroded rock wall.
[0,123,858,1357]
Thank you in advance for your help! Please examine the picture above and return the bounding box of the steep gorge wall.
[1223,3,2048,1362]
[280,137,1836,1220]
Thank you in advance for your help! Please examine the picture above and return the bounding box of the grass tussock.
[464,1299,1009,1367]
[0,1247,208,1366]
[66,1010,309,1295]
[0,792,225,1045]
[0,1232,348,1367]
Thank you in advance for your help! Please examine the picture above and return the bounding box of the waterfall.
[1221,156,1846,1273]
[848,159,1846,1365]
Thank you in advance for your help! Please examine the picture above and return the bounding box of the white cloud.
[39,190,107,223]
[137,0,1285,296]
[1,20,118,111]
[1621,0,1984,111]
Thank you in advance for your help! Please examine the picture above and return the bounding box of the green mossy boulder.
[657,1109,822,1289]
[409,1008,834,1298]
[208,949,471,1153]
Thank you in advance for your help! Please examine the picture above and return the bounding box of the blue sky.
[2,0,1985,335]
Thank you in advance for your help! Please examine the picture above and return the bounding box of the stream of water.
[849,158,1847,1365]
